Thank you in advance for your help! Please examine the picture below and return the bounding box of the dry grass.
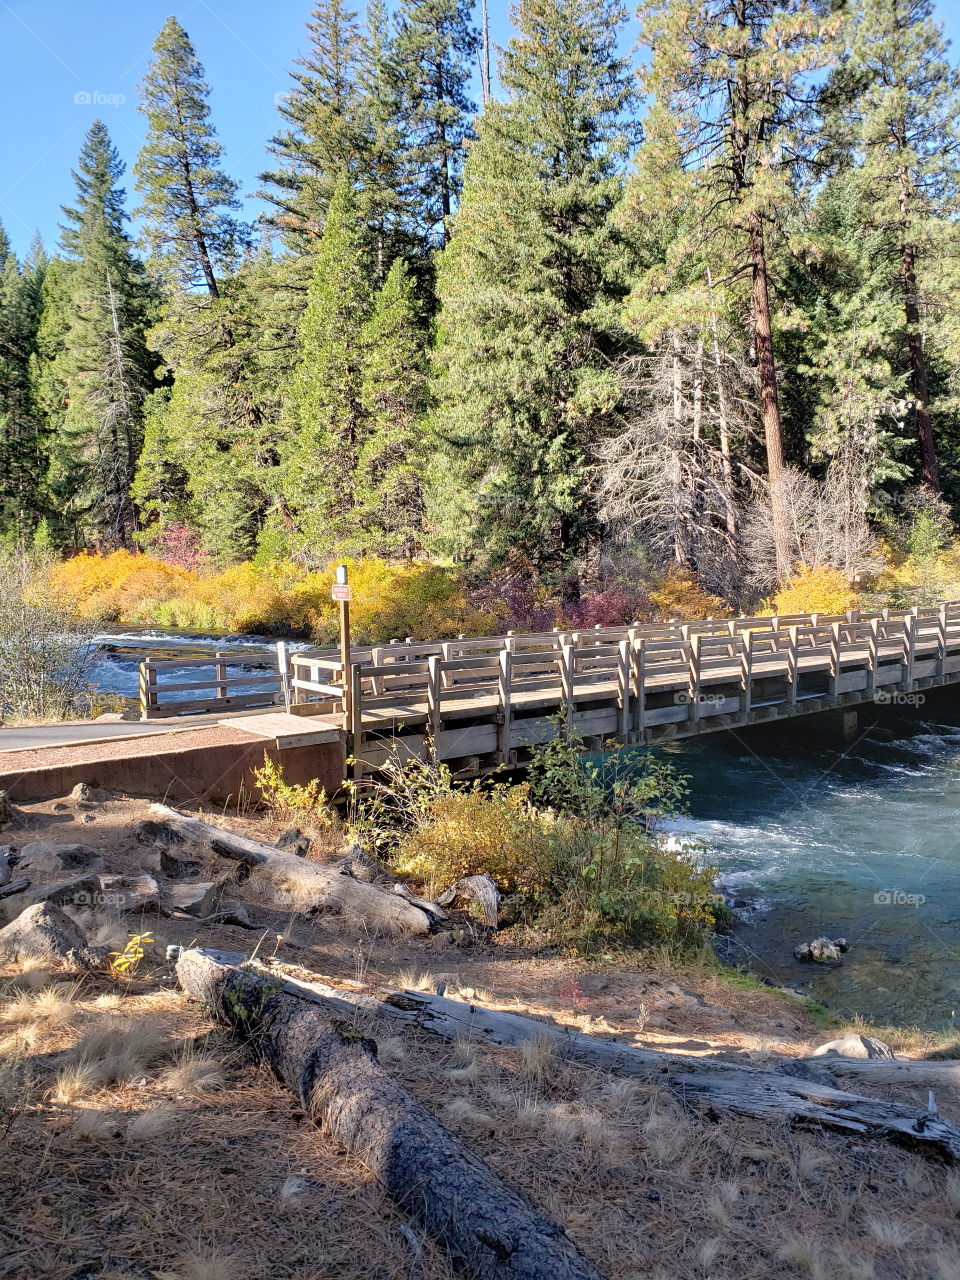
[2,792,960,1280]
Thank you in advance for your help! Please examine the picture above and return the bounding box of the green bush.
[371,724,718,953]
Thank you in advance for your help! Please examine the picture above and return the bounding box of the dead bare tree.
[742,463,881,591]
[595,331,757,600]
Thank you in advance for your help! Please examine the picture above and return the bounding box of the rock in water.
[794,937,849,964]
[812,1034,896,1060]
[0,902,87,961]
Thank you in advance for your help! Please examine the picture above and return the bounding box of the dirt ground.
[2,791,960,1280]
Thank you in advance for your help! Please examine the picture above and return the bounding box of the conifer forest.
[3,0,960,634]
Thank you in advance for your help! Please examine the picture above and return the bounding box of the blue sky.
[1,0,958,258]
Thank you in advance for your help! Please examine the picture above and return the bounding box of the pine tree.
[823,0,960,493]
[0,231,47,540]
[259,0,370,248]
[134,16,248,296]
[430,0,637,568]
[356,257,427,554]
[393,0,478,246]
[283,176,372,553]
[36,122,155,549]
[133,253,290,562]
[633,0,837,580]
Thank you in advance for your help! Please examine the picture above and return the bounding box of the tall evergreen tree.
[393,0,478,246]
[133,252,291,562]
[134,16,248,296]
[357,256,427,554]
[35,122,155,548]
[430,0,637,567]
[823,0,960,493]
[283,176,372,552]
[259,0,370,248]
[633,0,836,580]
[0,231,47,539]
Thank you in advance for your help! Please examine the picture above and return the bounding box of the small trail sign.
[331,583,351,601]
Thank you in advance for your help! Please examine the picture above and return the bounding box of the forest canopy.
[2,0,960,621]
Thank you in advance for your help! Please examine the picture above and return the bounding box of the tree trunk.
[147,805,442,935]
[748,212,792,581]
[176,949,608,1280]
[176,950,960,1163]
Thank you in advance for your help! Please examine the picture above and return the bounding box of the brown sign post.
[333,565,352,731]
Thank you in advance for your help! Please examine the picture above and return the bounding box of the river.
[88,625,302,708]
[663,692,960,1032]
[89,627,960,1031]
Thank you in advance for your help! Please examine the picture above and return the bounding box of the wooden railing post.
[427,654,442,748]
[866,617,880,694]
[276,641,290,709]
[633,639,646,740]
[937,603,948,678]
[903,611,918,687]
[560,643,574,724]
[215,651,228,705]
[740,630,753,718]
[497,650,512,762]
[350,663,363,745]
[828,622,841,699]
[617,639,631,740]
[786,626,799,706]
[138,660,154,720]
[686,634,701,723]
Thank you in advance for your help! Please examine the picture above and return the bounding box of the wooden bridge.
[139,602,960,777]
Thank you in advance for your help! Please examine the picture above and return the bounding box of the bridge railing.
[138,651,284,719]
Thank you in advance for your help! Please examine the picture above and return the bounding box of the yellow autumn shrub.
[391,783,551,896]
[45,551,495,642]
[770,565,860,616]
[649,569,730,621]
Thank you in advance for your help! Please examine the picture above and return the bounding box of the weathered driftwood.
[437,875,500,928]
[174,950,960,1162]
[176,949,607,1280]
[148,805,434,935]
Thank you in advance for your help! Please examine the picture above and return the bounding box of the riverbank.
[1,786,959,1280]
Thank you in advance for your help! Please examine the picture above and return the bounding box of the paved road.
[0,713,248,753]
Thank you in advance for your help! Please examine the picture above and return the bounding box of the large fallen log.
[147,805,436,935]
[175,949,606,1280]
[174,949,960,1162]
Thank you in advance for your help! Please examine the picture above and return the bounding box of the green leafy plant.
[252,753,331,827]
[108,932,153,976]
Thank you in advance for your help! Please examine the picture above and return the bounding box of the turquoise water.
[659,691,960,1031]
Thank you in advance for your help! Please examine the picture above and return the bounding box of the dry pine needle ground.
[1,959,960,1280]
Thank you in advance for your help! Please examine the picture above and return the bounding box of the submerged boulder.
[794,937,849,964]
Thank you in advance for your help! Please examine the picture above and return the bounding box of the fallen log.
[176,949,607,1280]
[173,949,960,1162]
[147,805,434,935]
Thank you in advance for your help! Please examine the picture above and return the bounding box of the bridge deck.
[283,605,960,776]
